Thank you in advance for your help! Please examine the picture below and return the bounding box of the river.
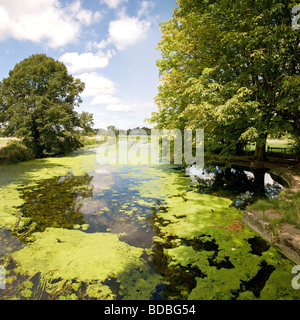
[0,145,298,300]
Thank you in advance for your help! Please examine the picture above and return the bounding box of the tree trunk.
[253,169,266,198]
[253,141,267,161]
[31,119,44,158]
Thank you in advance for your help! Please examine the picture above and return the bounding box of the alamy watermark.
[292,5,300,30]
[0,265,6,290]
[292,265,300,290]
[96,128,204,167]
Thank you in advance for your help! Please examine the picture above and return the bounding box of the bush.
[79,137,98,146]
[0,141,35,164]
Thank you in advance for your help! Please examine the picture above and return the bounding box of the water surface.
[0,145,298,300]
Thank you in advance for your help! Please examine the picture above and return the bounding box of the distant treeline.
[95,126,152,136]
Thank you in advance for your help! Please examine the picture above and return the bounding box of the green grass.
[79,137,98,146]
[0,136,99,164]
[266,139,295,153]
[249,191,300,227]
[246,138,295,154]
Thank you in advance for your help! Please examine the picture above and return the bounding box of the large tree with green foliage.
[149,0,300,161]
[0,54,93,157]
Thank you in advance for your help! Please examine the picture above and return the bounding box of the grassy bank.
[248,163,300,228]
[79,136,98,146]
[0,136,99,165]
[249,190,300,228]
[245,137,296,154]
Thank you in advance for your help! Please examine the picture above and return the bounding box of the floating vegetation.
[0,146,298,300]
[16,173,94,233]
[150,183,298,300]
[0,229,163,300]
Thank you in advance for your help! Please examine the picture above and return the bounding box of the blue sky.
[0,0,177,129]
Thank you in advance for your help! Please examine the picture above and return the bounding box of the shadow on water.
[15,166,160,248]
[16,173,94,233]
[0,229,24,257]
[2,150,289,300]
[186,165,285,209]
[147,231,276,300]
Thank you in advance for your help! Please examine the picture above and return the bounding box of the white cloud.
[91,95,121,105]
[106,103,135,112]
[92,101,155,129]
[66,0,102,25]
[75,73,117,97]
[59,51,113,73]
[86,6,154,52]
[0,0,101,47]
[95,112,108,117]
[107,14,152,50]
[106,101,155,113]
[101,0,128,9]
[137,1,155,18]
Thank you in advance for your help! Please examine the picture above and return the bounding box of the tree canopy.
[149,0,300,160]
[0,54,93,157]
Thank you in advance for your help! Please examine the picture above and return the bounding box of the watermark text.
[96,129,204,167]
[0,265,6,290]
[292,265,300,289]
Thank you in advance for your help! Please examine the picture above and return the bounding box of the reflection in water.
[82,166,159,248]
[186,165,285,209]
[0,229,24,257]
[18,173,94,232]
[16,164,286,245]
[4,153,290,300]
[17,167,159,248]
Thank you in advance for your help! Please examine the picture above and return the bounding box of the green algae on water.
[151,187,299,300]
[4,228,162,300]
[0,146,299,300]
[0,149,97,233]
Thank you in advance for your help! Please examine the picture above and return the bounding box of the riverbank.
[0,136,99,165]
[244,162,300,264]
[207,154,300,264]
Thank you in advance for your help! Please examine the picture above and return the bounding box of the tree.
[149,0,300,161]
[106,125,119,137]
[0,54,93,157]
[79,112,94,136]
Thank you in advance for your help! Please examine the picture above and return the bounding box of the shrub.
[79,137,98,146]
[0,141,35,164]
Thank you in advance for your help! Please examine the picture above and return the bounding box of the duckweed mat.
[0,147,298,300]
